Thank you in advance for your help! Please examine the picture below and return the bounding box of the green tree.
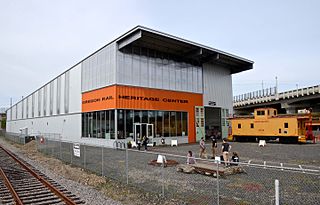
[1,118,6,129]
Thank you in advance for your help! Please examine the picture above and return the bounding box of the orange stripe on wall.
[82,85,203,143]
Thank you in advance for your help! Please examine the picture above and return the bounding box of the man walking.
[221,138,231,166]
[211,135,217,159]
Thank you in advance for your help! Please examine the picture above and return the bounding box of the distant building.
[5,26,253,146]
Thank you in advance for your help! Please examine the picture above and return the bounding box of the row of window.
[237,122,289,129]
[81,109,188,139]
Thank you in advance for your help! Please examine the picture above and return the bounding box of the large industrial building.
[6,26,253,147]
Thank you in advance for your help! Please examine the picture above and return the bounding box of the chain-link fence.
[6,132,320,205]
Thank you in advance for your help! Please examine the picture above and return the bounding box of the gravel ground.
[2,134,319,205]
[150,140,320,167]
[0,137,123,205]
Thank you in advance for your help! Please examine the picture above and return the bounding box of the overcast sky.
[0,0,319,108]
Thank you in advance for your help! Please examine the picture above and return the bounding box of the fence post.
[216,162,220,205]
[84,145,86,169]
[102,146,104,177]
[161,160,165,197]
[125,144,128,185]
[275,179,279,205]
[59,139,62,160]
[70,143,73,164]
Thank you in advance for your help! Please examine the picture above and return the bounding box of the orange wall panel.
[82,85,203,143]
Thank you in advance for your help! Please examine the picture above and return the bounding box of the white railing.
[234,84,320,107]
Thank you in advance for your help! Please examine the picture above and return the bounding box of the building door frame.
[134,123,154,146]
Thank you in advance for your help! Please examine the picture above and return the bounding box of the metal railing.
[234,84,320,107]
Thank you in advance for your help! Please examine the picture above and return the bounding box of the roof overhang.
[116,26,254,74]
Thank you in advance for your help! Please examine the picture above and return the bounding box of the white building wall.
[60,74,65,114]
[17,102,22,120]
[5,63,82,140]
[69,64,82,113]
[52,79,57,116]
[203,62,233,113]
[27,95,32,119]
[34,92,38,118]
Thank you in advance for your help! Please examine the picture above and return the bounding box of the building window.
[250,123,254,128]
[125,110,133,138]
[170,111,177,137]
[117,109,125,139]
[82,109,188,139]
[164,111,170,137]
[238,123,241,129]
[156,111,163,137]
[284,123,288,128]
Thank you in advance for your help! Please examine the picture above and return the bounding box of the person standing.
[199,137,207,158]
[142,136,149,151]
[221,138,231,166]
[211,135,217,159]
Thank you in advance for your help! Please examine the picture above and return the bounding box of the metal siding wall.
[81,43,116,92]
[116,49,203,93]
[52,79,57,115]
[34,92,38,118]
[46,84,50,116]
[60,74,65,114]
[203,63,233,113]
[69,64,82,113]
[7,106,12,121]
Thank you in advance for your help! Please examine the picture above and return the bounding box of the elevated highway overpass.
[233,84,320,115]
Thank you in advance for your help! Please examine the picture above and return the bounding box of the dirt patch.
[148,159,179,167]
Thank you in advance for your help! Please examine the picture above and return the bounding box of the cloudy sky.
[0,0,319,108]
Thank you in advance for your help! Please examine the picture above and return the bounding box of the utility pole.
[275,76,278,94]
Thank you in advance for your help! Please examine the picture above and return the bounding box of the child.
[231,152,239,166]
[187,151,196,164]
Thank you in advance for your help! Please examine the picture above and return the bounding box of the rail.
[0,145,81,205]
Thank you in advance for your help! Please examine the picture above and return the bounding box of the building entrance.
[134,123,154,146]
[205,107,222,140]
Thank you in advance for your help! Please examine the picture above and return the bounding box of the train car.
[228,108,318,143]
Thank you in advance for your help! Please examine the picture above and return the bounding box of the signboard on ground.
[73,143,80,157]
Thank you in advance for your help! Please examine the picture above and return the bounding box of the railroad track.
[0,145,84,205]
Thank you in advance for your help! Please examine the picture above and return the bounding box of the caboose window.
[238,123,241,129]
[257,110,265,115]
[284,123,288,128]
[250,123,254,128]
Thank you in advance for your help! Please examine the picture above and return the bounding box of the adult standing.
[199,137,207,158]
[211,135,217,159]
[221,138,231,166]
[142,136,149,151]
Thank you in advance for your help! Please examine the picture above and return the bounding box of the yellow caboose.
[228,108,314,143]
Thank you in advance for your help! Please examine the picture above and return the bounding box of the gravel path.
[0,137,123,205]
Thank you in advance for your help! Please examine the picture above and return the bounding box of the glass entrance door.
[134,123,154,145]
